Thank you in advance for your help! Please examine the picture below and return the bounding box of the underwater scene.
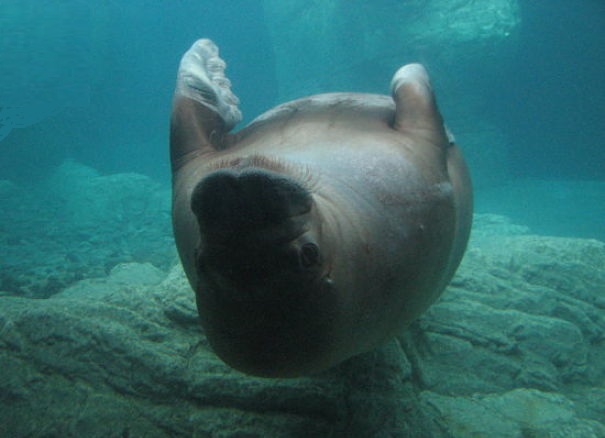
[1,0,604,436]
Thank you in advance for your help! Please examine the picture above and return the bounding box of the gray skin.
[171,72,473,378]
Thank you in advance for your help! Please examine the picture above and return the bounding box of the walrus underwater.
[170,39,473,378]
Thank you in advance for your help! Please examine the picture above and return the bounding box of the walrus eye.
[299,242,321,268]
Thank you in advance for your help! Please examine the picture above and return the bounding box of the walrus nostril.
[300,242,321,268]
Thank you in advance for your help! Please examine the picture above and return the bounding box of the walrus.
[170,39,472,378]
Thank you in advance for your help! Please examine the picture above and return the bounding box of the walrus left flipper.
[170,39,242,170]
[175,39,242,129]
[390,63,449,147]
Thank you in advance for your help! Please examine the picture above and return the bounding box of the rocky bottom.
[0,163,603,437]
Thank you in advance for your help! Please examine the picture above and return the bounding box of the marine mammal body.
[170,39,472,377]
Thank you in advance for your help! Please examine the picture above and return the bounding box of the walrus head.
[189,161,338,377]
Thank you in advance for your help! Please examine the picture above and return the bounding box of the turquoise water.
[1,0,603,238]
[1,1,604,436]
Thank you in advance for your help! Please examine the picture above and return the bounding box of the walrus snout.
[190,166,323,301]
[191,167,312,241]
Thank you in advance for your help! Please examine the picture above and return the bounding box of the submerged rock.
[421,389,605,438]
[0,161,175,298]
[0,263,440,437]
[0,214,603,436]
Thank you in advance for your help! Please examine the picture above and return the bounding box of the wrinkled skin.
[171,61,472,378]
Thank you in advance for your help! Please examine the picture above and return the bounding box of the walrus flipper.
[390,63,449,148]
[175,39,241,129]
[170,39,242,170]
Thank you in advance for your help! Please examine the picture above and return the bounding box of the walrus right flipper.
[170,39,242,170]
[390,63,449,148]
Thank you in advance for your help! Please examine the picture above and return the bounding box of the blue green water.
[1,0,603,241]
[0,1,604,436]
